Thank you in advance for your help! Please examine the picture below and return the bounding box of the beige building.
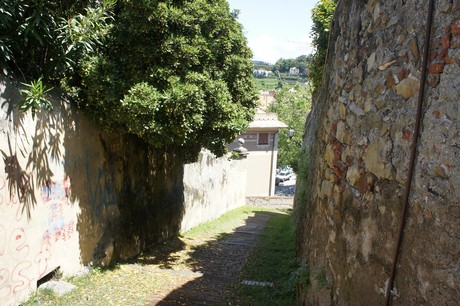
[227,110,287,196]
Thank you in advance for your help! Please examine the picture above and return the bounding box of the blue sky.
[227,0,318,64]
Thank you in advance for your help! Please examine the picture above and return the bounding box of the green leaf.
[18,78,54,119]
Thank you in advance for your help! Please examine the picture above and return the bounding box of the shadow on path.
[141,211,284,305]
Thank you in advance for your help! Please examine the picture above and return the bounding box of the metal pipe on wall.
[385,0,435,304]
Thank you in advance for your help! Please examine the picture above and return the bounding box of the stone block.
[378,59,397,71]
[325,144,335,168]
[434,165,448,178]
[349,102,365,117]
[339,103,347,120]
[367,52,376,71]
[346,164,361,186]
[394,75,420,99]
[336,121,350,144]
[363,138,395,179]
[409,37,420,61]
[320,180,333,198]
[452,20,460,34]
[442,34,451,49]
[39,280,76,297]
[428,63,445,74]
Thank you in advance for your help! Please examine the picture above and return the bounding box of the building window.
[258,133,269,145]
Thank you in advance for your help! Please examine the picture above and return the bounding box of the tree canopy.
[1,0,258,162]
[268,83,311,170]
[0,0,110,79]
[272,55,309,75]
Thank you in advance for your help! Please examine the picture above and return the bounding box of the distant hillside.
[253,73,307,91]
[252,60,272,70]
[252,60,272,66]
[252,56,309,76]
[252,57,309,91]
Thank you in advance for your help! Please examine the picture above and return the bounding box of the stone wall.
[0,76,247,306]
[295,0,460,305]
[246,196,294,208]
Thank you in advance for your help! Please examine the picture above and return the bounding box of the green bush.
[79,0,257,161]
[3,1,257,161]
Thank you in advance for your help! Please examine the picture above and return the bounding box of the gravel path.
[144,211,279,305]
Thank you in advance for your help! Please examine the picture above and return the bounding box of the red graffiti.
[34,242,51,278]
[43,220,75,243]
[11,261,31,294]
[0,268,11,298]
[9,228,29,261]
[0,228,32,300]
[6,229,29,261]
[0,178,76,304]
[41,178,71,204]
[39,178,75,242]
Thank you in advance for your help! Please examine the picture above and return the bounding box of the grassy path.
[24,206,299,305]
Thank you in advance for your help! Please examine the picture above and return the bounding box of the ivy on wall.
[308,0,337,95]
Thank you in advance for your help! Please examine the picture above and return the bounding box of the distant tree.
[252,60,272,70]
[294,55,308,75]
[253,64,272,71]
[308,0,337,94]
[272,58,295,73]
[272,56,309,75]
[268,83,312,170]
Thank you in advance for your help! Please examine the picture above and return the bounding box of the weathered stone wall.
[246,196,294,208]
[0,76,248,306]
[295,0,459,304]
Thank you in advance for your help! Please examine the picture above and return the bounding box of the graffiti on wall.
[0,178,75,303]
[0,226,53,300]
[41,178,75,242]
[85,162,118,219]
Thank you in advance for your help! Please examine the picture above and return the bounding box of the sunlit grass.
[183,206,286,239]
[23,206,288,305]
[238,211,307,306]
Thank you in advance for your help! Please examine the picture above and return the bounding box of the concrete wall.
[0,76,248,306]
[0,78,84,305]
[181,150,247,232]
[295,0,460,305]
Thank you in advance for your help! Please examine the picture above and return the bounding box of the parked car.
[275,169,293,185]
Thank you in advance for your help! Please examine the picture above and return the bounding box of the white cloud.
[249,33,314,64]
[249,34,277,63]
